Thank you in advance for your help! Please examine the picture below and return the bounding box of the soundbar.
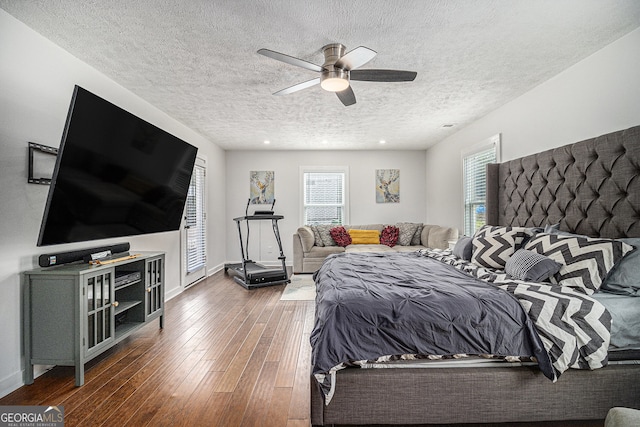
[38,242,130,267]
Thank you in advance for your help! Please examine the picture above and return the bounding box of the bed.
[310,125,640,426]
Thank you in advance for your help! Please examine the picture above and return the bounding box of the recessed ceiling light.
[264,140,270,144]
[322,140,328,144]
[379,140,386,144]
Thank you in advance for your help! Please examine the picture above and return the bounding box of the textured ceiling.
[1,1,640,150]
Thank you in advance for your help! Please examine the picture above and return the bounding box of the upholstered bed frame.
[486,125,640,239]
[310,125,640,426]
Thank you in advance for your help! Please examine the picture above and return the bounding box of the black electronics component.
[246,198,276,217]
[115,271,141,288]
[38,242,130,267]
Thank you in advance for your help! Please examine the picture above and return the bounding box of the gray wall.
[425,27,640,232]
[0,10,226,397]
[225,150,430,264]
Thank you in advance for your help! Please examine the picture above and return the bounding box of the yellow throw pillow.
[348,229,380,244]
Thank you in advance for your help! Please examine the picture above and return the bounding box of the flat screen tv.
[37,85,198,246]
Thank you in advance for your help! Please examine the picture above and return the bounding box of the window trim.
[461,134,501,236]
[299,165,350,226]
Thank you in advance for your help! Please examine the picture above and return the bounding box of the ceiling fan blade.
[336,86,356,106]
[334,46,377,70]
[350,69,417,82]
[258,48,324,73]
[273,78,320,96]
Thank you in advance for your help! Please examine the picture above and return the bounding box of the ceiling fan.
[257,43,417,106]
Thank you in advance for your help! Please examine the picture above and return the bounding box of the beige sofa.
[293,223,458,274]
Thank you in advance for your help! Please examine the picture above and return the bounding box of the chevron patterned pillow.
[474,225,537,249]
[471,233,516,269]
[524,233,635,295]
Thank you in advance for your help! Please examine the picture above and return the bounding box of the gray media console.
[23,251,165,386]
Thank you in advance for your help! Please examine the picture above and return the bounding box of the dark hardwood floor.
[1,270,314,427]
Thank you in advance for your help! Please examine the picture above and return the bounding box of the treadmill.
[224,199,289,289]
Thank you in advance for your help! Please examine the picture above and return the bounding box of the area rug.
[280,274,316,301]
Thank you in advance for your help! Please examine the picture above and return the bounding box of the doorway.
[183,157,206,288]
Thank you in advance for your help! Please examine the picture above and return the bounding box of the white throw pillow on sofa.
[297,226,315,252]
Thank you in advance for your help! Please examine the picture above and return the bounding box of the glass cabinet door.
[85,270,114,355]
[145,257,163,319]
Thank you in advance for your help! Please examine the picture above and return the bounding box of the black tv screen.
[37,86,198,246]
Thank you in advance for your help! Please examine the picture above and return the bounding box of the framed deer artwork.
[249,171,275,204]
[376,169,400,203]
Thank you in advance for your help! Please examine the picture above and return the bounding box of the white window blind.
[463,140,498,236]
[185,163,206,273]
[303,172,345,225]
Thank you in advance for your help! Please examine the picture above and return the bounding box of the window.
[184,159,206,287]
[302,167,348,225]
[463,135,500,236]
[185,162,206,274]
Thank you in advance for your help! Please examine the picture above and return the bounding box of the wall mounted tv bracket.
[28,142,58,184]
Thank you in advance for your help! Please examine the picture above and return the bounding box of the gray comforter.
[310,252,554,390]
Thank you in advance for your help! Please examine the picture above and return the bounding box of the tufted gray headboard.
[486,125,640,239]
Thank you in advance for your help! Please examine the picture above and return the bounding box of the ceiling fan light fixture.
[321,77,349,92]
[259,42,416,105]
[320,69,349,92]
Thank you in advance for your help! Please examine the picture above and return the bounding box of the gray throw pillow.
[544,223,560,233]
[601,238,640,296]
[396,222,419,246]
[310,225,324,247]
[316,224,337,246]
[545,224,589,239]
[410,224,424,246]
[452,236,473,261]
[505,249,562,282]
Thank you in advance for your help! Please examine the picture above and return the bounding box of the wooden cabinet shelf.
[115,279,141,290]
[23,251,164,386]
[114,322,144,340]
[114,300,142,315]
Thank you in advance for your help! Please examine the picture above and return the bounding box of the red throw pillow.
[380,225,399,247]
[330,226,352,247]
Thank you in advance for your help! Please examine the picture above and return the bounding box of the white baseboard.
[0,365,52,399]
[0,369,23,399]
[208,263,223,276]
[165,286,182,301]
